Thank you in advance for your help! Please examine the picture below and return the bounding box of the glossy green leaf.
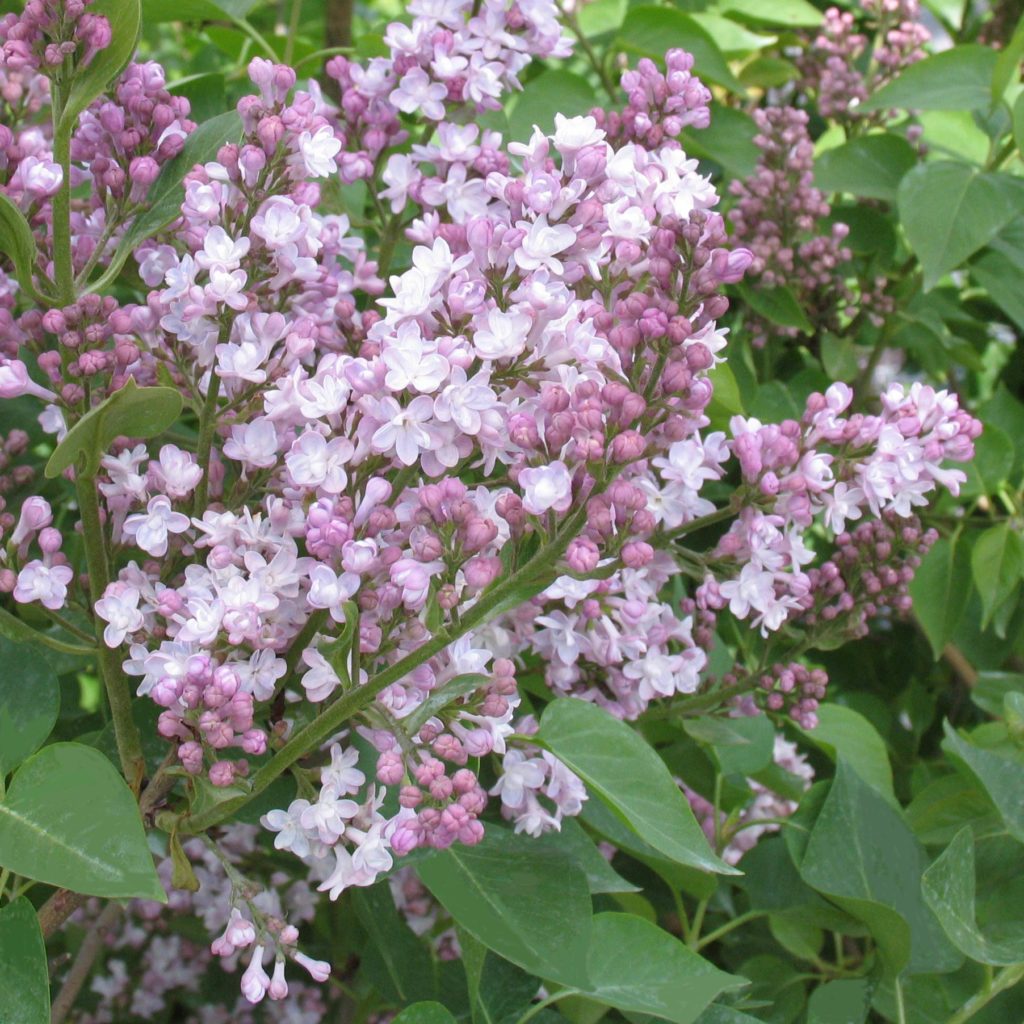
[417,826,592,985]
[537,698,736,875]
[0,637,60,776]
[59,0,141,136]
[618,7,745,93]
[898,162,1022,291]
[508,69,596,142]
[923,827,1024,966]
[95,110,242,288]
[581,914,745,1023]
[0,193,43,300]
[798,704,895,804]
[45,377,183,478]
[909,536,972,659]
[863,45,999,113]
[0,897,49,1024]
[799,760,961,977]
[971,523,1024,629]
[736,282,814,333]
[391,1003,458,1024]
[814,134,917,203]
[713,0,822,26]
[0,742,165,901]
[942,722,1024,842]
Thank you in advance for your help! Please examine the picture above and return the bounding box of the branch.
[49,902,122,1024]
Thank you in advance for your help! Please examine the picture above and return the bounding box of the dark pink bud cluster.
[728,107,852,347]
[152,655,267,787]
[0,0,110,77]
[592,49,711,147]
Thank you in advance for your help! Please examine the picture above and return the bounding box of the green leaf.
[536,816,640,894]
[45,377,183,478]
[814,134,917,203]
[942,722,1024,842]
[971,523,1023,629]
[416,826,592,985]
[898,162,1023,291]
[923,827,1024,966]
[0,742,165,901]
[736,282,814,333]
[352,883,437,1003]
[992,15,1024,105]
[391,1003,458,1024]
[404,674,491,736]
[799,760,961,977]
[95,110,242,288]
[806,979,871,1024]
[581,913,745,1023]
[972,671,1024,717]
[797,704,895,804]
[712,0,822,26]
[537,698,736,875]
[681,104,759,178]
[906,773,995,846]
[690,13,776,56]
[577,0,627,37]
[972,250,1024,333]
[960,423,1014,498]
[59,0,141,137]
[0,897,49,1024]
[143,0,262,21]
[458,930,540,1024]
[1015,93,1024,155]
[618,7,745,93]
[0,193,43,300]
[684,714,774,776]
[909,536,972,658]
[508,69,596,142]
[0,637,60,776]
[863,45,999,113]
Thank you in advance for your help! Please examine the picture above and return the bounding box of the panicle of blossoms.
[697,381,979,637]
[67,824,335,1019]
[590,49,711,148]
[685,734,814,864]
[798,0,930,122]
[0,0,111,81]
[727,107,855,348]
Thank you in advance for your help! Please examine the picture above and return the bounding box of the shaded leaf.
[0,637,60,776]
[0,193,43,300]
[909,536,972,659]
[537,698,736,875]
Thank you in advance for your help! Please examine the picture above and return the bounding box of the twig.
[49,902,122,1024]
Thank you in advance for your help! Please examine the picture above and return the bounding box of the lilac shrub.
[0,0,987,1018]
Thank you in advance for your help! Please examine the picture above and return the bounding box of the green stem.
[50,90,75,306]
[192,373,222,516]
[181,509,587,833]
[687,896,710,950]
[695,910,767,951]
[946,963,1024,1024]
[513,989,582,1024]
[76,474,145,789]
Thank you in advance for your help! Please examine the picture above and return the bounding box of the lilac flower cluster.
[727,107,854,347]
[0,7,980,1007]
[799,0,930,122]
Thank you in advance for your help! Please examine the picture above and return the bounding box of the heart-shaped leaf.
[0,743,165,901]
[45,377,183,478]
